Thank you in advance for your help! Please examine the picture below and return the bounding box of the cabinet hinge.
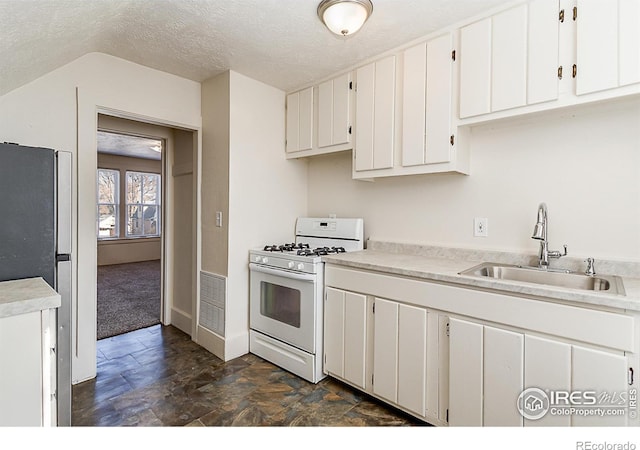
[559,9,565,23]
[557,66,563,80]
[372,302,375,314]
[348,125,352,135]
[324,354,326,365]
[372,374,374,385]
[572,64,577,78]
[451,50,456,61]
[446,409,449,423]
[450,135,455,146]
[349,81,353,90]
[573,6,577,21]
[446,322,450,337]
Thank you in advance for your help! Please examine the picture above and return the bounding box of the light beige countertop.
[322,240,640,312]
[0,277,61,319]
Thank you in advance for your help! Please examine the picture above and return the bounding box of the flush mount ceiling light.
[317,0,373,37]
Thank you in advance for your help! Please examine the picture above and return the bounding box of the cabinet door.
[298,87,313,151]
[449,318,484,426]
[285,87,313,152]
[576,0,619,95]
[459,18,492,118]
[528,0,560,104]
[397,304,428,416]
[437,315,450,422]
[524,335,571,426]
[355,56,395,171]
[0,311,44,426]
[425,33,453,164]
[619,0,640,87]
[332,73,351,146]
[483,326,524,426]
[372,298,398,403]
[285,91,300,153]
[318,73,352,148]
[318,80,333,149]
[324,288,367,389]
[572,346,628,426]
[401,42,427,167]
[344,291,367,389]
[402,33,452,167]
[491,4,528,112]
[324,287,345,378]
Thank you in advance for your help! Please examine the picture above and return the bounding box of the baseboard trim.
[170,307,191,337]
[196,325,225,360]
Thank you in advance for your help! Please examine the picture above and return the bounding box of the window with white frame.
[97,168,120,239]
[126,171,161,238]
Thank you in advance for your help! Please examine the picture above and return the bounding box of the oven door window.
[260,281,301,328]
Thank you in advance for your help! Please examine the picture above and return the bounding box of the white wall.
[308,98,640,262]
[0,52,201,383]
[225,71,308,358]
[199,70,308,360]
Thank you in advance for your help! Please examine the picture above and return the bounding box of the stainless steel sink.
[458,262,625,295]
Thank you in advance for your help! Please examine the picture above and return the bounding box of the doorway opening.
[95,114,197,342]
[96,128,163,339]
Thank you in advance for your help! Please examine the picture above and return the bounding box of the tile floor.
[72,324,425,427]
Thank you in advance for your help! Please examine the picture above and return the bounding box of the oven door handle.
[249,263,316,282]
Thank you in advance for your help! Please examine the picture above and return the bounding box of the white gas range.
[248,217,364,383]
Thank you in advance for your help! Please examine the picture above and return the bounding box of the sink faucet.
[531,202,567,268]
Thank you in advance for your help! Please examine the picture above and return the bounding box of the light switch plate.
[215,211,223,227]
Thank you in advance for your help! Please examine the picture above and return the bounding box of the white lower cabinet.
[373,299,428,417]
[323,287,446,424]
[0,308,56,426]
[449,317,629,426]
[324,287,367,389]
[324,264,638,427]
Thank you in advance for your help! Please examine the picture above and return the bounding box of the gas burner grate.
[263,243,311,252]
[296,246,347,257]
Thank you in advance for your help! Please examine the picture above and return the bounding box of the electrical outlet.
[474,218,488,237]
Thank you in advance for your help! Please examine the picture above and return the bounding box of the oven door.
[249,263,317,354]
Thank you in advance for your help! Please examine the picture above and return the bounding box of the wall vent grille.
[199,271,226,336]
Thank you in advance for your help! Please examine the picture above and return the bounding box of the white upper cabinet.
[354,55,396,172]
[459,18,493,118]
[528,0,561,104]
[318,73,352,148]
[491,4,528,112]
[459,0,560,118]
[402,32,454,167]
[285,87,313,153]
[576,0,640,95]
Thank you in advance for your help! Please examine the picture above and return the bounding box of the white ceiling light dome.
[317,0,374,36]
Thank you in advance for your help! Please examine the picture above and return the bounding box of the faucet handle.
[585,257,596,276]
[561,244,568,256]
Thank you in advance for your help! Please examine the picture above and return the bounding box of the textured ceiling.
[0,0,515,96]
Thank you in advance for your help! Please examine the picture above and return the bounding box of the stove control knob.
[262,257,269,264]
[287,261,295,269]
[297,263,305,271]
[254,255,261,263]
